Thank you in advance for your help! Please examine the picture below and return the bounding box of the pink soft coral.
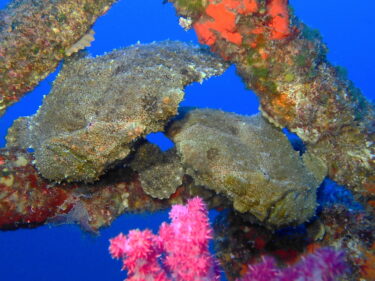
[237,247,348,281]
[109,229,168,281]
[110,197,347,281]
[109,197,220,281]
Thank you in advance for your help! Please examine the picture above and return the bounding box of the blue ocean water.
[0,0,374,280]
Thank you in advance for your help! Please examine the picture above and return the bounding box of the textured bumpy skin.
[167,109,324,227]
[129,142,184,199]
[0,0,117,116]
[6,41,228,182]
[169,0,374,196]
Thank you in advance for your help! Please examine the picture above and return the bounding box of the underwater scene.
[0,0,374,280]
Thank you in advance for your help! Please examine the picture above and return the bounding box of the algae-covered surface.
[0,0,374,281]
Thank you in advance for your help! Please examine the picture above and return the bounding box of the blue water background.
[0,0,374,280]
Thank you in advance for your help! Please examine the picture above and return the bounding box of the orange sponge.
[266,0,291,39]
[194,0,259,46]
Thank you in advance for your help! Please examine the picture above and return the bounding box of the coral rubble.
[167,109,325,227]
[0,148,72,229]
[0,147,153,231]
[169,0,374,196]
[0,146,226,232]
[0,0,116,116]
[6,41,228,182]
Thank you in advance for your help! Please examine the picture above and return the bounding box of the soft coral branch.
[109,197,220,281]
[237,247,348,281]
